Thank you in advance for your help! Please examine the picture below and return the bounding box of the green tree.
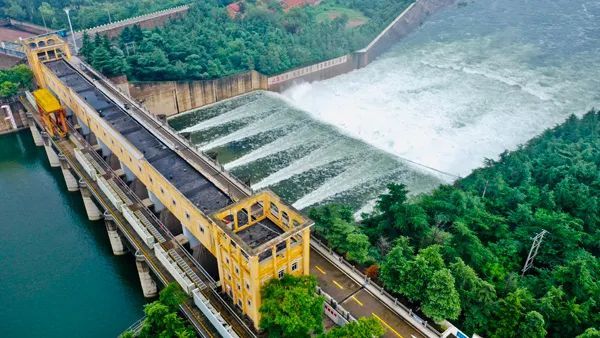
[517,311,547,338]
[577,328,600,338]
[260,275,324,337]
[323,316,385,338]
[345,232,372,264]
[422,269,461,321]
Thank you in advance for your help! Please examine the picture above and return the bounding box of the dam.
[170,0,600,214]
[18,34,448,338]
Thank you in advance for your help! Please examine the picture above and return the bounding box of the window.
[227,274,232,281]
[160,187,164,194]
[185,212,190,220]
[237,283,241,291]
[291,261,298,271]
[246,282,250,290]
[225,257,229,264]
[234,266,239,275]
[172,199,176,206]
[278,269,285,279]
[200,225,205,233]
[247,299,252,307]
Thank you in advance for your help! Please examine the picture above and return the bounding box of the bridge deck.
[46,59,233,215]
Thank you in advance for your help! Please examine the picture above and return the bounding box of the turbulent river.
[170,0,600,213]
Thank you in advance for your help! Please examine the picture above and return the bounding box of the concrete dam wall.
[128,71,268,116]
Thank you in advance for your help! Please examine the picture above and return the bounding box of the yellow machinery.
[32,88,68,137]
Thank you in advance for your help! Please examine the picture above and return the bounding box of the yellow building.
[23,34,312,330]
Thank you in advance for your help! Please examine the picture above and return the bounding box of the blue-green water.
[0,131,146,337]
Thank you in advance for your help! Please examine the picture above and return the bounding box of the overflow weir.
[20,34,458,338]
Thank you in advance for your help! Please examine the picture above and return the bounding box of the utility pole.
[106,8,113,24]
[521,229,548,276]
[64,8,78,53]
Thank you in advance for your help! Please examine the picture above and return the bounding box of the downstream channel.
[170,0,600,213]
[0,131,145,337]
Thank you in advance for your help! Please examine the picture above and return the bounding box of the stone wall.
[128,71,268,116]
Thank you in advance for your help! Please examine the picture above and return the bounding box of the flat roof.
[236,218,284,249]
[45,59,232,215]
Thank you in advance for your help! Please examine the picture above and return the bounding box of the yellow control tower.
[32,88,68,137]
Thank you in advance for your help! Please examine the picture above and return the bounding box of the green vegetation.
[323,316,385,338]
[0,65,33,99]
[315,4,368,28]
[1,0,188,30]
[259,274,324,337]
[259,274,386,337]
[81,0,413,81]
[121,283,194,338]
[310,111,600,337]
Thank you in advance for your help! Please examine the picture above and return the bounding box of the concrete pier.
[135,251,158,298]
[104,212,126,255]
[78,179,103,221]
[27,114,43,146]
[41,131,60,167]
[58,153,79,191]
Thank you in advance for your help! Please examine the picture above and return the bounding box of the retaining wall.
[127,71,268,116]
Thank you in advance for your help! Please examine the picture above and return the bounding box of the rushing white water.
[283,0,600,177]
[170,0,600,210]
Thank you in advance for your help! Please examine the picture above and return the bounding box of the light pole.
[63,8,78,53]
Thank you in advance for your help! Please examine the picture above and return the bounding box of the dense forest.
[80,0,412,81]
[0,65,33,99]
[1,0,187,30]
[310,111,600,337]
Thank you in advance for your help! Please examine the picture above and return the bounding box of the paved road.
[311,249,425,338]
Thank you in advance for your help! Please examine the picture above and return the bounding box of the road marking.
[333,280,345,289]
[373,313,403,338]
[315,265,327,274]
[351,295,363,306]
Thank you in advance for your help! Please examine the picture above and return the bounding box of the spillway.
[170,0,600,211]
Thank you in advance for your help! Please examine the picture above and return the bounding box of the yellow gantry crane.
[32,88,68,138]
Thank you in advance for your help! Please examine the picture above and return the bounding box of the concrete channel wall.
[127,71,268,116]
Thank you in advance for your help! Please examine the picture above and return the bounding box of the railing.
[77,59,253,200]
[65,117,255,337]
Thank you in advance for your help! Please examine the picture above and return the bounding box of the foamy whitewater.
[171,0,600,211]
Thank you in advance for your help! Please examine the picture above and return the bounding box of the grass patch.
[315,3,369,28]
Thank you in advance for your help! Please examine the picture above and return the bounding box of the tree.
[422,269,461,321]
[38,2,55,29]
[323,316,385,338]
[159,283,188,312]
[577,328,600,338]
[260,275,324,337]
[345,232,372,265]
[517,311,547,338]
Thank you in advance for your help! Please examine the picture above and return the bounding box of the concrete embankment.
[125,71,267,117]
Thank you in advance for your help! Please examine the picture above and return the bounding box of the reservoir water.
[0,131,145,337]
[170,0,600,213]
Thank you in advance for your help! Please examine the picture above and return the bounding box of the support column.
[135,251,158,298]
[27,113,43,146]
[41,131,60,167]
[104,212,126,255]
[148,190,165,213]
[58,154,79,191]
[79,179,103,221]
[302,228,311,275]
